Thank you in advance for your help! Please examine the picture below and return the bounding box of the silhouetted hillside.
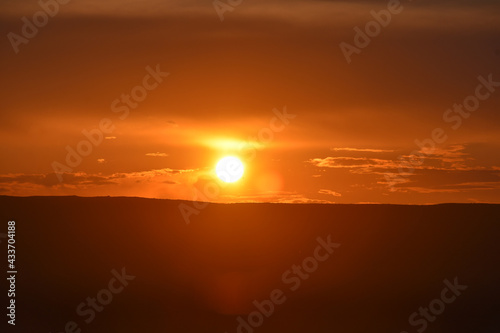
[0,196,499,332]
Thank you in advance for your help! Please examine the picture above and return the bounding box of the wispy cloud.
[145,152,169,157]
[219,191,336,204]
[309,145,489,173]
[309,144,500,197]
[0,168,194,188]
[309,156,396,169]
[403,181,500,193]
[318,189,342,197]
[330,147,395,153]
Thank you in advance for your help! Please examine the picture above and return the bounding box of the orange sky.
[1,0,500,204]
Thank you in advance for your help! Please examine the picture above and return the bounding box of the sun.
[215,156,244,183]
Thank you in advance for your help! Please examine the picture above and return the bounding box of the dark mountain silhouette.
[0,196,499,332]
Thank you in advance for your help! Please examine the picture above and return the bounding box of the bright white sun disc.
[216,156,244,183]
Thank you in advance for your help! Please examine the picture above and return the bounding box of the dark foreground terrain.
[0,196,499,332]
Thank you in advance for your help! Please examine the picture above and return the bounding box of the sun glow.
[215,156,245,183]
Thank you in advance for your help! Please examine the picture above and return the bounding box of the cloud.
[0,168,194,188]
[403,181,500,193]
[309,145,492,173]
[0,173,73,187]
[277,197,334,204]
[395,187,461,194]
[443,181,500,190]
[219,191,336,204]
[330,148,395,153]
[0,167,202,199]
[310,144,500,197]
[309,156,399,169]
[166,120,179,127]
[145,152,169,157]
[318,189,342,197]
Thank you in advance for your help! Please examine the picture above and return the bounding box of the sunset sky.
[1,0,499,204]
